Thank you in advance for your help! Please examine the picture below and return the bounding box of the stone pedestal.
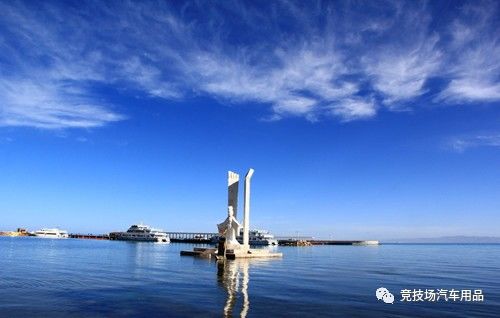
[225,249,282,260]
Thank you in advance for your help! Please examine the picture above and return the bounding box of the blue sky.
[0,0,499,239]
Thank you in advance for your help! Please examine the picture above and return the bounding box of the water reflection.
[124,241,169,277]
[217,258,273,318]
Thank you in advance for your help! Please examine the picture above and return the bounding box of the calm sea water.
[0,237,499,317]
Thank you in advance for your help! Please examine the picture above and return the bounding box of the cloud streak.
[0,0,499,129]
[448,134,500,152]
[0,79,124,129]
[437,2,500,102]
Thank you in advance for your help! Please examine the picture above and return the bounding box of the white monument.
[216,168,282,259]
[242,169,254,249]
[180,168,282,259]
[227,171,239,218]
[217,206,241,249]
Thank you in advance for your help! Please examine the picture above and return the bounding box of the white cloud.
[120,57,181,99]
[448,134,500,152]
[0,136,13,143]
[440,79,500,102]
[365,37,441,105]
[361,4,442,105]
[0,1,498,129]
[0,80,123,129]
[190,46,360,119]
[438,2,500,102]
[273,97,317,115]
[329,98,377,122]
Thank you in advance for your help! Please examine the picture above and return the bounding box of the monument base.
[180,247,217,258]
[180,247,283,259]
[224,248,283,260]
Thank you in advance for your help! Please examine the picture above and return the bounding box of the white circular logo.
[376,287,394,304]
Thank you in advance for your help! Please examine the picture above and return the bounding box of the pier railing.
[165,232,218,241]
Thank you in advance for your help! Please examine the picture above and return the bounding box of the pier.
[278,239,379,246]
[166,232,218,243]
[69,233,110,240]
[310,240,379,245]
[52,232,378,246]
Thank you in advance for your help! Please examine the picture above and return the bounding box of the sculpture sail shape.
[243,169,254,249]
[227,171,239,219]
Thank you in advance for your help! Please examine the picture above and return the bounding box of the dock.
[69,233,110,240]
[310,240,379,245]
[63,232,379,246]
[166,232,218,243]
[278,239,379,246]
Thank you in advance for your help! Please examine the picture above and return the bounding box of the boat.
[33,228,69,239]
[239,229,278,246]
[193,234,209,240]
[112,224,170,243]
[211,229,278,246]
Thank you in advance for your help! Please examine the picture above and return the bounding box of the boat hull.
[34,234,68,239]
[239,239,278,246]
[114,234,170,243]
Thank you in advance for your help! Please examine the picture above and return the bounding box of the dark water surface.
[0,237,499,317]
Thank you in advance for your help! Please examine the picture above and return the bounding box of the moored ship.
[111,224,170,243]
[34,228,69,239]
[211,229,278,246]
[239,229,278,246]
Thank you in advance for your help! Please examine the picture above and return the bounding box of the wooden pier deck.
[69,233,110,240]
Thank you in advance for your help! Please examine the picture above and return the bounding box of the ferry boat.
[238,229,278,246]
[113,224,170,243]
[211,229,278,246]
[33,228,69,239]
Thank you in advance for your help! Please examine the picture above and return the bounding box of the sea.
[0,237,499,317]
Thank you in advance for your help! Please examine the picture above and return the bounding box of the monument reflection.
[217,258,271,318]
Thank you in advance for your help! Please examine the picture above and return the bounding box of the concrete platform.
[180,248,217,258]
[225,249,282,260]
[180,247,282,259]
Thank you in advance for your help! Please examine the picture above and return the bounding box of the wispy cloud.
[329,98,377,122]
[438,2,500,102]
[0,79,124,129]
[448,134,500,152]
[0,0,498,129]
[0,136,13,143]
[361,4,442,106]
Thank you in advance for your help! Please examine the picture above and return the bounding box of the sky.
[0,0,499,240]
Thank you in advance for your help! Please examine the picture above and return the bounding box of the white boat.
[113,224,170,243]
[239,229,278,246]
[34,228,69,239]
[212,229,278,246]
